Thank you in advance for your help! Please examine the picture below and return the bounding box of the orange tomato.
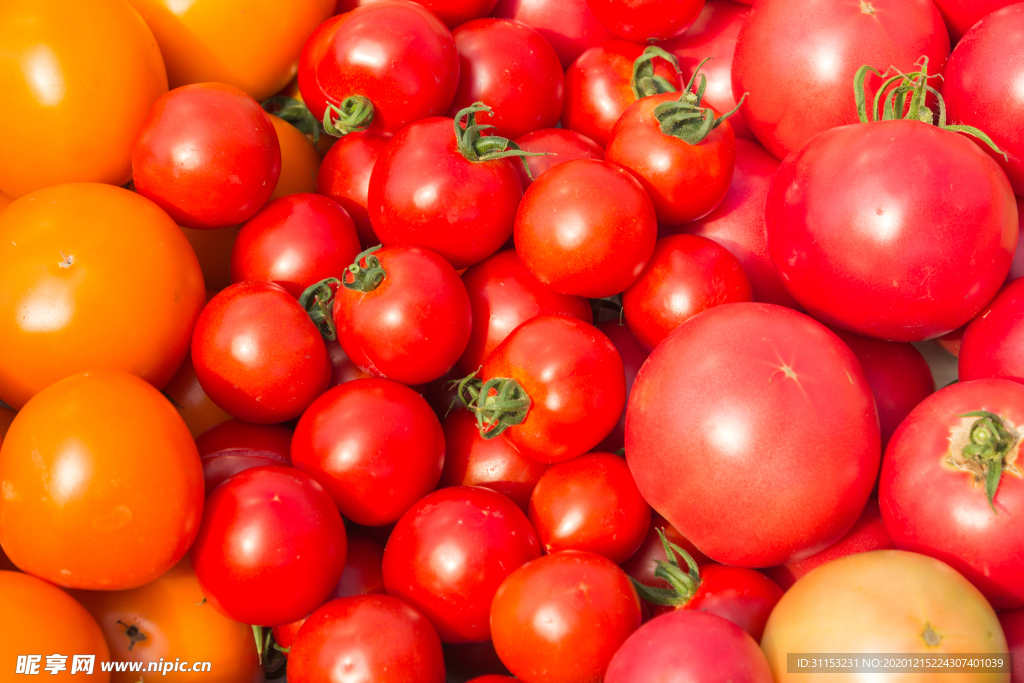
[0,191,12,213]
[0,184,205,409]
[163,355,233,438]
[269,115,321,200]
[0,0,167,197]
[0,571,111,681]
[180,225,241,292]
[0,370,204,590]
[72,558,261,683]
[127,0,335,102]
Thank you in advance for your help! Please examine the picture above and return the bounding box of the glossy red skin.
[514,128,603,189]
[763,499,893,591]
[622,513,711,591]
[132,83,281,229]
[880,378,1024,608]
[338,0,499,28]
[196,420,293,492]
[491,0,614,69]
[529,453,650,563]
[661,1,752,140]
[288,595,446,683]
[458,249,592,375]
[623,234,752,350]
[439,409,549,510]
[369,117,523,270]
[515,159,657,298]
[297,13,348,124]
[767,120,1017,341]
[190,466,347,626]
[326,339,373,387]
[594,321,649,452]
[943,5,1024,195]
[1000,609,1024,683]
[732,0,949,160]
[607,94,735,226]
[290,378,445,526]
[383,487,542,643]
[627,303,880,567]
[604,610,773,683]
[303,2,459,134]
[333,245,472,384]
[933,0,1019,43]
[230,194,361,298]
[961,279,1024,384]
[586,0,703,41]
[447,19,564,140]
[191,281,331,424]
[562,40,683,147]
[483,315,626,463]
[490,551,642,683]
[316,130,389,249]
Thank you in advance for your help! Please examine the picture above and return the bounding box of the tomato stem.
[453,102,547,178]
[323,95,375,137]
[299,277,341,341]
[262,96,322,144]
[959,410,1017,512]
[630,46,683,100]
[454,370,531,439]
[115,620,147,651]
[652,57,746,145]
[342,245,386,295]
[628,528,703,607]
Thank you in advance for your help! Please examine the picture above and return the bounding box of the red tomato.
[604,610,773,683]
[732,0,949,159]
[960,278,1024,384]
[132,83,281,229]
[514,128,603,190]
[490,551,642,683]
[191,281,331,423]
[288,595,446,683]
[316,130,389,248]
[622,234,751,350]
[528,453,650,563]
[515,159,657,298]
[585,0,703,42]
[1001,609,1024,683]
[326,339,373,387]
[195,420,293,493]
[333,245,472,384]
[458,249,592,375]
[594,321,649,453]
[933,0,1019,43]
[491,0,614,69]
[290,378,445,526]
[383,487,542,643]
[447,19,564,140]
[880,378,1024,608]
[767,120,1017,342]
[622,513,711,590]
[191,465,347,626]
[627,303,880,567]
[230,194,361,297]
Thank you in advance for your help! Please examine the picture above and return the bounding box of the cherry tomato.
[291,378,445,526]
[593,321,648,453]
[316,130,390,248]
[191,466,347,626]
[0,370,203,590]
[195,420,293,493]
[1001,609,1024,683]
[585,0,703,42]
[622,513,711,590]
[514,128,603,190]
[960,278,1024,384]
[492,0,614,69]
[162,354,233,438]
[268,115,321,200]
[932,0,1019,43]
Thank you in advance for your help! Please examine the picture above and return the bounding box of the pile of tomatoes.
[2,0,1024,681]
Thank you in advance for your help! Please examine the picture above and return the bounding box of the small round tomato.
[383,487,542,643]
[195,420,293,493]
[515,159,657,298]
[191,466,347,626]
[316,130,390,248]
[163,355,232,438]
[594,321,649,453]
[290,378,445,526]
[192,281,331,423]
[492,0,614,69]
[0,371,203,590]
[514,128,603,189]
[268,115,321,200]
[1001,609,1024,683]
[585,0,704,42]
[960,278,1024,383]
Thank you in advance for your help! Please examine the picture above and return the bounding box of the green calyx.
[454,102,547,179]
[854,56,1007,159]
[342,245,386,293]
[960,410,1018,512]
[299,277,341,341]
[323,95,375,137]
[455,370,531,439]
[630,46,683,100]
[629,528,703,607]
[252,626,288,679]
[652,57,747,145]
[261,96,323,144]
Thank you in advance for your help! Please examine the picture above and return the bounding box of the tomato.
[163,355,232,438]
[605,611,772,683]
[291,378,445,526]
[627,303,880,567]
[369,112,524,270]
[268,115,321,200]
[72,558,259,683]
[593,321,648,453]
[439,409,549,510]
[515,160,657,297]
[1009,197,1024,283]
[762,550,1008,681]
[0,371,203,590]
[316,130,390,248]
[180,226,241,293]
[0,0,166,198]
[585,0,702,42]
[458,249,593,375]
[326,339,374,387]
[1001,609,1024,683]
[562,40,683,147]
[333,246,472,384]
[287,595,446,683]
[230,194,361,298]
[133,83,281,229]
[0,184,204,409]
[880,379,1024,608]
[961,279,1024,384]
[622,513,711,591]
[932,0,1019,43]
[490,551,641,683]
[383,487,541,643]
[191,466,347,626]
[528,453,650,563]
[0,571,110,681]
[195,420,293,493]
[514,129,603,190]
[0,191,12,213]
[191,281,330,423]
[732,0,949,160]
[492,0,614,69]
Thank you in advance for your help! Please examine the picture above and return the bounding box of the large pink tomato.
[626,303,880,567]
[933,0,1020,43]
[960,277,1024,383]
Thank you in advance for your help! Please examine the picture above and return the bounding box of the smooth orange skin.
[269,115,321,200]
[163,355,232,438]
[0,0,167,197]
[0,191,12,213]
[127,0,335,101]
[0,184,205,408]
[72,558,260,683]
[0,371,205,590]
[0,571,110,681]
[179,224,241,292]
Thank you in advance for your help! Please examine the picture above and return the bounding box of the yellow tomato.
[269,115,321,200]
[0,0,167,197]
